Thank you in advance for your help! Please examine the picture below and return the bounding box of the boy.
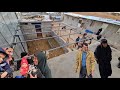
[0,48,13,78]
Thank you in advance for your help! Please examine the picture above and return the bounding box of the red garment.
[20,57,29,75]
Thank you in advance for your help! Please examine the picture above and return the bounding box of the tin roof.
[64,13,120,26]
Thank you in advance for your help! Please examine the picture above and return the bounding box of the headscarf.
[34,51,47,74]
[34,51,52,78]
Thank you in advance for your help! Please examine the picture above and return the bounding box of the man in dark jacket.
[75,36,80,47]
[97,35,102,40]
[96,28,102,35]
[94,39,112,78]
[0,48,13,78]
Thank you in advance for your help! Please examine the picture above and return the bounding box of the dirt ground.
[49,48,65,59]
[48,38,65,59]
[27,39,51,55]
[27,38,65,59]
[25,22,65,59]
[73,12,120,20]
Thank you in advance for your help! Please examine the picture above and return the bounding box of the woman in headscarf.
[32,51,52,78]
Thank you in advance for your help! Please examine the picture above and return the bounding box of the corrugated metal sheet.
[64,13,120,26]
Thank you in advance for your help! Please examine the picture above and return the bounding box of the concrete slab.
[13,39,120,78]
[47,40,120,78]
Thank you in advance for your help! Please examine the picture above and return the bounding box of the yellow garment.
[75,50,96,75]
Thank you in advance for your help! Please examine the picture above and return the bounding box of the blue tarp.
[15,76,25,78]
[85,29,93,34]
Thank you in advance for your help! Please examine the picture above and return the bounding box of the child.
[4,47,14,65]
[20,57,29,78]
[0,48,13,78]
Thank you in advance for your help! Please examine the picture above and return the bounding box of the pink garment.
[20,57,29,76]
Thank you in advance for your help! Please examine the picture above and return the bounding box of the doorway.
[31,22,42,38]
[35,24,42,37]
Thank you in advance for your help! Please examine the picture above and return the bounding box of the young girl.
[20,57,29,78]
